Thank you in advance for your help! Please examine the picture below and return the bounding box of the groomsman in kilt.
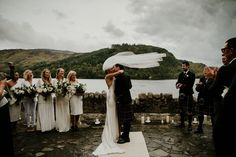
[114,64,133,144]
[176,61,195,131]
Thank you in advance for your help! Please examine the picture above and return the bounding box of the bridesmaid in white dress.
[21,70,37,132]
[36,68,55,132]
[67,70,83,131]
[6,72,21,131]
[93,68,125,156]
[52,68,70,132]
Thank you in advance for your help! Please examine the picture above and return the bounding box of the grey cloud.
[0,15,55,49]
[53,9,67,20]
[103,21,125,37]
[128,0,236,66]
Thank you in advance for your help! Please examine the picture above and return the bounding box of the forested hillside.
[0,44,205,79]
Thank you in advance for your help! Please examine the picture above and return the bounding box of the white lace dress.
[8,83,21,122]
[93,79,124,156]
[69,82,83,115]
[36,80,55,132]
[53,79,70,132]
[21,80,37,127]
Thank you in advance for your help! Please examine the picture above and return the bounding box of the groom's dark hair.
[115,64,124,70]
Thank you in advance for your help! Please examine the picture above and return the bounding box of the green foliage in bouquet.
[12,86,25,102]
[55,81,70,97]
[22,84,37,99]
[37,84,56,100]
[75,83,86,95]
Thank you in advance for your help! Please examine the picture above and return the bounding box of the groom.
[113,64,133,144]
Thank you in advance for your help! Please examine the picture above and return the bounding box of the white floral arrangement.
[12,87,25,97]
[75,83,87,95]
[55,81,69,96]
[37,84,55,100]
[66,83,86,97]
[11,86,25,102]
[22,84,37,98]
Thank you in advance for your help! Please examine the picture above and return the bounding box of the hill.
[0,44,205,79]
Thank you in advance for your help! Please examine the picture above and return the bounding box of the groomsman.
[6,62,15,80]
[176,61,195,131]
[210,37,236,157]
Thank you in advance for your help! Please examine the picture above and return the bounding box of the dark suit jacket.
[209,59,236,122]
[176,70,195,95]
[211,59,236,126]
[114,72,132,105]
[210,58,236,95]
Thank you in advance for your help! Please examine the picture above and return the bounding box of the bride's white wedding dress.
[93,79,124,156]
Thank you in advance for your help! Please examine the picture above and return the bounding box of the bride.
[93,51,166,156]
[93,67,125,156]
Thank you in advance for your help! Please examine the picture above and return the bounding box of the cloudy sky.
[0,0,235,67]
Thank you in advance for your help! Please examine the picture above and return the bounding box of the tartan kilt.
[196,98,215,115]
[117,102,133,123]
[178,93,194,113]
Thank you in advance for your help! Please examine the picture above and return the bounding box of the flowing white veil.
[102,51,166,71]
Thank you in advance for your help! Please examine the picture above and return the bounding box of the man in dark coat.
[194,66,216,134]
[114,64,133,144]
[176,61,195,131]
[210,37,236,157]
[6,62,15,80]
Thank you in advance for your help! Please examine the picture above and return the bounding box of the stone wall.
[82,92,180,114]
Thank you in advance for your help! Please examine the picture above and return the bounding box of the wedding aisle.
[99,131,149,157]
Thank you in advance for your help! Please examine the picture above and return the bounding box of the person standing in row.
[21,70,37,132]
[194,66,216,134]
[67,70,83,131]
[53,68,71,132]
[0,72,14,157]
[176,61,195,131]
[36,68,55,132]
[6,62,15,80]
[6,72,22,133]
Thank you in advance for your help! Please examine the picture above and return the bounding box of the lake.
[79,79,199,99]
[26,79,199,99]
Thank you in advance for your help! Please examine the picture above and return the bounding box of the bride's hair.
[115,64,124,70]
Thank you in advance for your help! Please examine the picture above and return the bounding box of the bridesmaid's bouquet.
[66,83,86,97]
[12,86,25,103]
[55,81,69,97]
[37,84,55,100]
[75,83,86,95]
[22,84,37,99]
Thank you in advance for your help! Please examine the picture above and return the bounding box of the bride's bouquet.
[37,84,55,100]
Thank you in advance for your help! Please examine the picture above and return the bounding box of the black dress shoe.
[117,137,130,144]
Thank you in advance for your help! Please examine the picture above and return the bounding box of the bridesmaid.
[21,70,37,132]
[36,68,55,132]
[67,70,83,131]
[52,68,70,132]
[6,72,22,132]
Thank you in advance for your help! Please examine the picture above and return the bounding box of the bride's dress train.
[93,80,124,156]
